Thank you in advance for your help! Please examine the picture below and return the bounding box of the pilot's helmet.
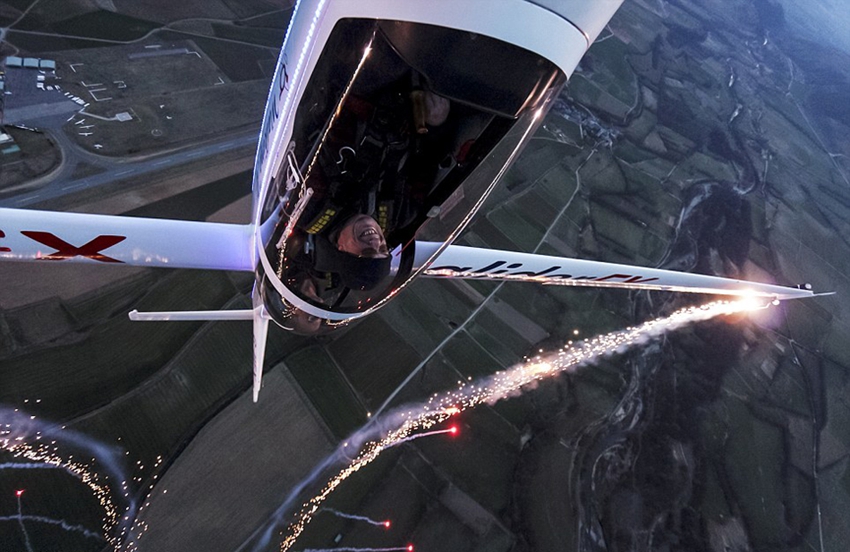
[312,236,391,291]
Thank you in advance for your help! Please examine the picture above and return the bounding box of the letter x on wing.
[21,231,127,263]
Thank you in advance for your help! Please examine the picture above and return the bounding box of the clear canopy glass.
[257,18,565,332]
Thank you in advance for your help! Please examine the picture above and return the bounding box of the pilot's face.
[337,214,388,258]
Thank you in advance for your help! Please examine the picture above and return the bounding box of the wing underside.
[419,243,814,300]
[0,207,254,271]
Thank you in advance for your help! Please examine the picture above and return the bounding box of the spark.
[0,407,135,548]
[322,508,391,528]
[278,299,765,551]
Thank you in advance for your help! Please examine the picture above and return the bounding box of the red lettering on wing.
[0,230,9,252]
[21,231,126,263]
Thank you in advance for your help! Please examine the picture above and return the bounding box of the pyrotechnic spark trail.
[0,407,135,548]
[322,508,390,528]
[279,299,766,551]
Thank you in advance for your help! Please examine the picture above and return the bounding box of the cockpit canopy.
[257,17,565,332]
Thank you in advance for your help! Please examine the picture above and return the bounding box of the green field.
[213,22,283,48]
[52,10,160,42]
[0,128,61,194]
[0,270,241,418]
[5,30,107,52]
[155,29,276,82]
[238,9,292,29]
[285,346,368,438]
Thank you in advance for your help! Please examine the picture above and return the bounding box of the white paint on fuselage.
[248,0,622,322]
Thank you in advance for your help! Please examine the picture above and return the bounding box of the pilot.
[309,214,393,292]
[335,213,389,258]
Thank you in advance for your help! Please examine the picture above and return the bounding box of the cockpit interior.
[257,18,565,333]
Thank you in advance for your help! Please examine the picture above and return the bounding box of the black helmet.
[312,236,391,291]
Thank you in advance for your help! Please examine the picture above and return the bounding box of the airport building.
[0,131,20,156]
[3,56,56,71]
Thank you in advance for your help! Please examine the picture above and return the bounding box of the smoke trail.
[275,299,765,551]
[388,428,457,447]
[0,407,136,547]
[322,508,389,527]
[15,492,35,552]
[0,462,71,470]
[238,450,342,552]
[0,514,104,540]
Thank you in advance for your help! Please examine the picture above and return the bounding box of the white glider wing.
[0,207,269,401]
[418,243,814,301]
[0,207,254,271]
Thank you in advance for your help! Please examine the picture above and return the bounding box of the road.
[0,129,259,209]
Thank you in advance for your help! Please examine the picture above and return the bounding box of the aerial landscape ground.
[1,0,850,551]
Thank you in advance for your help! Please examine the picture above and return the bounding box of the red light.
[449,425,459,435]
[407,545,414,552]
[383,520,391,529]
[15,490,24,497]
